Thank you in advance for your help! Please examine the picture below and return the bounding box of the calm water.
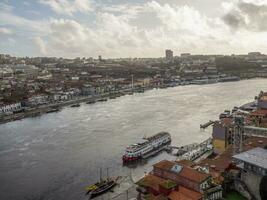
[1,79,267,200]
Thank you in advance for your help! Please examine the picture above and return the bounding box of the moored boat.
[122,132,171,164]
[97,98,108,102]
[87,177,117,198]
[70,103,80,107]
[86,100,96,104]
[46,108,60,113]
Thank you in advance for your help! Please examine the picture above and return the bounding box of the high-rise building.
[165,49,173,61]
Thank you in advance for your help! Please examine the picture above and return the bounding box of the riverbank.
[0,77,263,125]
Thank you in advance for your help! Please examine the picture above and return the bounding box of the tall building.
[165,49,173,61]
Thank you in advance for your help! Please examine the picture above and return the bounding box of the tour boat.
[122,132,171,163]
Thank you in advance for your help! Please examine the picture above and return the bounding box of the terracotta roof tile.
[154,160,210,183]
[168,186,203,200]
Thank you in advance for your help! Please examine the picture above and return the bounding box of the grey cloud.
[222,1,267,31]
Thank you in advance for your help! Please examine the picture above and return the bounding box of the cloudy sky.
[0,0,267,58]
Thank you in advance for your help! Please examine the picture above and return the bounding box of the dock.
[200,120,215,129]
[165,137,213,161]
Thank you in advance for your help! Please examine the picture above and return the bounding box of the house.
[232,147,267,200]
[136,160,222,200]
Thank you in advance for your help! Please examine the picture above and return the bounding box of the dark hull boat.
[46,108,60,113]
[86,100,96,104]
[85,177,118,199]
[70,104,80,107]
[97,98,108,102]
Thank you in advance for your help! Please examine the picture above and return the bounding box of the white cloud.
[33,37,47,55]
[39,0,94,15]
[0,27,13,35]
[1,0,267,57]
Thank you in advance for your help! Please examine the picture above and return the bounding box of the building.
[257,91,267,109]
[233,147,267,200]
[212,119,233,154]
[136,160,222,200]
[0,102,22,114]
[165,49,173,62]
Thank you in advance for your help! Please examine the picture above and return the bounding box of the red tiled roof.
[221,117,233,126]
[175,159,195,167]
[154,160,174,170]
[198,136,267,174]
[168,186,203,200]
[154,160,210,183]
[179,165,210,183]
[250,109,267,117]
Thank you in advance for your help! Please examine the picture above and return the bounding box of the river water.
[1,79,267,200]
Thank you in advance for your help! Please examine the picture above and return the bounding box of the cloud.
[222,0,267,31]
[33,37,47,54]
[0,27,13,35]
[1,0,267,57]
[39,0,94,15]
[32,1,232,57]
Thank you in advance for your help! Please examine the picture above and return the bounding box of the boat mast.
[106,167,109,179]
[100,168,102,182]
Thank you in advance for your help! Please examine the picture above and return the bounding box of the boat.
[86,177,117,198]
[85,168,118,198]
[46,108,60,113]
[97,98,108,102]
[219,110,231,119]
[122,132,171,163]
[218,76,240,82]
[86,100,96,104]
[70,104,80,107]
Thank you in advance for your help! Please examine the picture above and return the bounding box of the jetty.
[165,137,213,161]
[200,120,215,129]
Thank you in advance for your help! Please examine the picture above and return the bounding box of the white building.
[0,102,22,114]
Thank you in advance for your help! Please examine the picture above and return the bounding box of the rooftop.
[233,147,267,169]
[136,174,177,191]
[168,186,203,200]
[200,136,267,169]
[154,160,210,183]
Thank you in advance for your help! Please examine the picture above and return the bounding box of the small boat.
[97,98,108,102]
[70,104,80,107]
[85,168,118,198]
[86,100,96,104]
[46,108,60,113]
[86,177,118,198]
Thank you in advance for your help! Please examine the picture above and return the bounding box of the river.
[0,78,267,200]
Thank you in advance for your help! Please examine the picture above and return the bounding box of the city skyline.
[0,0,267,58]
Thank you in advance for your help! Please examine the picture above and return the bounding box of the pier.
[165,137,213,161]
[200,120,215,129]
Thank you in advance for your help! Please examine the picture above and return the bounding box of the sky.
[0,0,267,58]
